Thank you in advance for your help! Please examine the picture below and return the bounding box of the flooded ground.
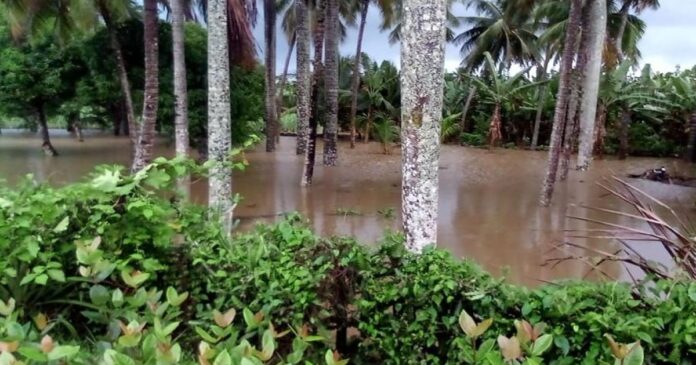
[2,130,695,285]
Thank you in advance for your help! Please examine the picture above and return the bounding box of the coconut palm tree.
[610,0,659,61]
[301,0,325,186]
[400,0,447,253]
[294,0,311,156]
[359,60,397,143]
[323,0,339,165]
[539,0,583,207]
[208,0,233,231]
[171,0,190,182]
[131,0,160,171]
[264,0,278,152]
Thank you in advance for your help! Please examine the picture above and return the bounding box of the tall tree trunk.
[540,0,583,207]
[686,112,696,162]
[295,0,311,155]
[208,0,234,232]
[349,0,369,149]
[363,106,372,143]
[613,2,631,62]
[99,3,137,151]
[593,103,607,158]
[400,0,447,253]
[323,0,339,165]
[460,85,476,134]
[531,54,551,150]
[276,32,296,137]
[36,103,58,156]
[172,0,190,196]
[264,0,278,152]
[576,0,607,171]
[73,119,84,142]
[301,0,326,186]
[131,0,160,172]
[618,107,630,159]
[488,103,502,148]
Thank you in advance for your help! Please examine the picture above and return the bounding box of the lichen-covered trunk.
[488,103,502,149]
[322,0,339,166]
[576,0,607,171]
[264,0,278,152]
[349,0,369,149]
[208,0,233,232]
[593,103,607,158]
[460,85,476,134]
[531,55,551,150]
[539,0,583,207]
[36,103,58,156]
[131,0,160,172]
[686,112,696,162]
[618,108,630,160]
[277,32,295,138]
[295,0,311,156]
[400,0,447,253]
[172,0,190,196]
[301,0,326,186]
[99,3,137,151]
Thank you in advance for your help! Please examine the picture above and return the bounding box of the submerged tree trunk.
[349,0,369,149]
[36,104,58,156]
[99,3,137,152]
[593,103,607,158]
[73,120,84,142]
[686,112,696,162]
[277,32,296,138]
[323,0,339,166]
[576,0,607,171]
[531,54,551,149]
[539,0,582,207]
[131,0,160,172]
[460,85,476,134]
[301,0,326,186]
[618,107,630,159]
[264,0,278,152]
[295,0,311,155]
[208,0,233,232]
[172,0,190,196]
[488,103,502,148]
[400,0,447,253]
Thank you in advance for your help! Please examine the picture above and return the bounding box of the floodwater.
[2,130,695,285]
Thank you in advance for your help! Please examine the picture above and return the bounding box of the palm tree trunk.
[488,103,502,148]
[301,0,326,186]
[363,106,372,143]
[98,2,137,151]
[540,0,583,207]
[172,0,190,196]
[531,54,551,150]
[618,107,630,159]
[208,0,234,232]
[131,0,160,172]
[349,0,369,149]
[322,0,339,166]
[593,103,607,158]
[613,2,631,62]
[400,0,447,253]
[36,103,58,156]
[276,32,296,137]
[460,85,476,134]
[264,0,278,152]
[295,0,311,155]
[576,0,607,171]
[686,112,696,162]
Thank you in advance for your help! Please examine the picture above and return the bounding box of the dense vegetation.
[0,162,694,364]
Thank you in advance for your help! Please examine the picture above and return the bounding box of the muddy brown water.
[2,130,695,286]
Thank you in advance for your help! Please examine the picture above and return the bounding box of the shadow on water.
[2,131,695,285]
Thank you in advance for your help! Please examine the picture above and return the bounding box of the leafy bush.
[1,161,695,364]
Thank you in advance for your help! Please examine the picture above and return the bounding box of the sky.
[250,0,696,75]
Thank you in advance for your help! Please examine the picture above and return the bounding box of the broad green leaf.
[532,334,553,356]
[53,216,69,233]
[624,343,644,365]
[47,345,80,360]
[213,350,232,365]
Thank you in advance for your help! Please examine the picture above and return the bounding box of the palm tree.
[131,0,160,172]
[322,0,339,165]
[539,0,583,207]
[400,0,447,253]
[301,0,325,186]
[348,0,395,148]
[576,0,607,171]
[359,59,397,143]
[171,0,190,194]
[263,0,278,152]
[464,53,543,148]
[208,0,233,231]
[294,0,311,156]
[611,0,659,61]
